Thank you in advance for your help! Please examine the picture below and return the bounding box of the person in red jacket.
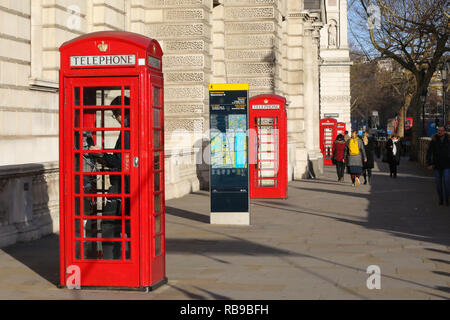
[332,134,347,182]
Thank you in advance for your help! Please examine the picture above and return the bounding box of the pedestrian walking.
[426,126,450,206]
[344,130,350,142]
[345,130,367,186]
[332,133,346,182]
[386,134,402,178]
[362,131,375,185]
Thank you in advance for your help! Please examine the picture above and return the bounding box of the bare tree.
[352,0,449,158]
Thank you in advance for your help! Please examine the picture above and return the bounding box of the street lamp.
[420,94,427,136]
[439,58,448,127]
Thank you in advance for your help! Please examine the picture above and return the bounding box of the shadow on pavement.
[366,158,450,247]
[2,233,60,286]
[166,206,209,224]
[296,157,450,247]
[166,238,295,256]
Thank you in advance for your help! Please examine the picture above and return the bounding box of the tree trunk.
[397,104,405,138]
[397,93,412,138]
[409,81,429,161]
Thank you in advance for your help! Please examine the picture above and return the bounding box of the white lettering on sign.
[252,104,280,110]
[70,55,136,67]
[148,56,161,69]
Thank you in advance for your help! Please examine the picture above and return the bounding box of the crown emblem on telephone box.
[98,41,108,52]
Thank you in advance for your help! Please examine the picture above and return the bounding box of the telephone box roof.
[59,31,162,55]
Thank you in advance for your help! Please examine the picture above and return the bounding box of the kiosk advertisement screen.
[209,85,248,213]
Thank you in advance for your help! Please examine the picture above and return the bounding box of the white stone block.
[0,61,17,86]
[210,212,250,225]
[146,9,163,22]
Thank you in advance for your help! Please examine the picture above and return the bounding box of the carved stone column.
[222,0,280,97]
[146,0,213,199]
[284,11,306,180]
[303,18,315,163]
[311,18,324,175]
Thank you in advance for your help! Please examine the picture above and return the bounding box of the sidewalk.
[0,158,449,300]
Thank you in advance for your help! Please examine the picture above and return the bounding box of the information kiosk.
[320,118,338,166]
[59,31,166,290]
[209,84,249,225]
[249,94,287,199]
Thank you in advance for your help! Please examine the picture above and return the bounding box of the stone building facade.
[0,0,350,247]
[319,0,352,129]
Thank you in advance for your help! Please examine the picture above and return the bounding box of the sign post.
[209,84,250,225]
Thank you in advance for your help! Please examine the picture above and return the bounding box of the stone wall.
[319,0,351,129]
[0,0,337,247]
[0,162,59,247]
[145,0,212,196]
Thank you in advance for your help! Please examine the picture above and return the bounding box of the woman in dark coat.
[332,134,347,182]
[362,131,375,184]
[386,134,402,178]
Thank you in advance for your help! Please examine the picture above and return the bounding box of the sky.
[347,0,379,59]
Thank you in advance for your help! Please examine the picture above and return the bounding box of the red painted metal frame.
[249,94,288,199]
[59,31,165,290]
[320,118,338,166]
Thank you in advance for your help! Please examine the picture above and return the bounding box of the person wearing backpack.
[345,130,367,186]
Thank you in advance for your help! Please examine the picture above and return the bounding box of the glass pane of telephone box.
[82,174,118,195]
[83,87,122,106]
[75,197,80,216]
[84,219,122,239]
[154,172,160,191]
[75,219,81,238]
[83,131,121,150]
[155,215,161,234]
[74,110,80,128]
[124,87,130,105]
[154,194,161,213]
[91,109,122,129]
[154,130,161,149]
[125,242,131,260]
[74,175,80,194]
[154,152,160,170]
[154,109,160,128]
[74,87,80,106]
[83,196,122,216]
[154,87,160,107]
[84,241,122,260]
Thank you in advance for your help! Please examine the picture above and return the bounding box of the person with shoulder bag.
[362,131,375,184]
[332,134,346,182]
[426,126,450,206]
[386,134,402,178]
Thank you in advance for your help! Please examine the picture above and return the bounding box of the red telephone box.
[249,94,288,199]
[320,118,337,166]
[59,31,166,290]
[337,122,346,136]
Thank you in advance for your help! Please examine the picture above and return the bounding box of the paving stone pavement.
[0,158,449,300]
